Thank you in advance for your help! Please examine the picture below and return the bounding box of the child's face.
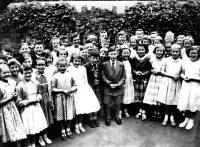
[10,64,19,76]
[34,44,44,55]
[171,48,180,60]
[135,31,143,40]
[57,61,67,73]
[2,50,12,60]
[176,38,183,46]
[73,58,82,68]
[0,59,6,65]
[19,44,30,54]
[142,39,150,45]
[90,38,97,45]
[36,60,45,74]
[73,37,80,46]
[85,43,94,50]
[23,69,32,81]
[156,47,164,59]
[0,65,11,82]
[61,39,70,47]
[108,51,117,61]
[137,46,146,58]
[122,49,130,60]
[59,50,67,58]
[46,56,53,64]
[189,50,198,62]
[130,39,137,48]
[101,42,109,48]
[154,40,161,46]
[52,39,60,52]
[89,56,99,64]
[118,35,126,45]
[100,32,107,40]
[23,57,32,67]
[183,40,192,49]
[80,50,88,58]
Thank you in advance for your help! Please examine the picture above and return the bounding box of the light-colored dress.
[51,71,76,121]
[122,60,135,104]
[143,56,164,105]
[68,65,100,115]
[0,80,26,143]
[16,80,48,135]
[178,59,200,112]
[157,57,182,105]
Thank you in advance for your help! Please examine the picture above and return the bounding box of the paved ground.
[1,108,200,147]
[46,113,200,147]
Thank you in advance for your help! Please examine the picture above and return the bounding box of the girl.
[0,64,27,146]
[68,56,100,134]
[16,65,48,147]
[50,37,61,65]
[35,58,54,146]
[181,36,194,60]
[58,49,69,63]
[130,44,152,121]
[51,57,77,141]
[121,45,135,117]
[8,59,23,85]
[178,46,200,130]
[143,44,165,121]
[157,44,182,126]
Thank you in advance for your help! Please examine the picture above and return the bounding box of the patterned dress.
[143,56,164,105]
[16,80,48,135]
[51,71,76,121]
[157,57,182,105]
[178,59,200,112]
[0,80,26,143]
[122,60,135,104]
[36,74,54,126]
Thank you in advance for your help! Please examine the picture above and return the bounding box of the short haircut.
[57,57,68,66]
[153,44,166,56]
[72,32,79,39]
[88,49,100,57]
[186,45,200,58]
[108,46,116,54]
[71,55,83,62]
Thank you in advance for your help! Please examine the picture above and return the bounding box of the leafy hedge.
[1,0,200,46]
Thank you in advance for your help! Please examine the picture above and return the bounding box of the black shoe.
[94,120,100,127]
[105,119,111,126]
[115,118,122,125]
[88,121,96,128]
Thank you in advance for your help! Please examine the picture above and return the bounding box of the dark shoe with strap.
[94,120,100,127]
[88,121,96,128]
[66,131,75,139]
[105,119,111,126]
[115,118,122,125]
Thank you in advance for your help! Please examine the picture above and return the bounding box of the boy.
[85,50,103,128]
[101,47,126,126]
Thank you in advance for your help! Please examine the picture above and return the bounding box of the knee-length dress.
[143,56,164,105]
[68,65,100,115]
[122,60,135,104]
[36,74,54,126]
[157,57,182,105]
[0,80,26,143]
[130,55,152,103]
[51,71,76,121]
[16,80,48,135]
[178,59,200,112]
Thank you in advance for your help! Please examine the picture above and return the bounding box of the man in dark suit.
[102,47,126,126]
[85,49,103,128]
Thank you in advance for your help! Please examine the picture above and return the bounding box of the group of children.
[0,29,200,147]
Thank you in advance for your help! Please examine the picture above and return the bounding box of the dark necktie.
[112,61,115,76]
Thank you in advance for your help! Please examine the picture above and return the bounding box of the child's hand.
[173,75,180,80]
[110,84,116,89]
[17,100,29,106]
[11,92,17,100]
[63,90,70,95]
[51,102,54,110]
[136,71,142,76]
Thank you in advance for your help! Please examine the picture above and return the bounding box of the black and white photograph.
[0,0,200,147]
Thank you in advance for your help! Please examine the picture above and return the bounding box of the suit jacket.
[84,62,103,90]
[102,60,126,96]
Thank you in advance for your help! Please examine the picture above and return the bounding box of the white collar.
[136,54,146,61]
